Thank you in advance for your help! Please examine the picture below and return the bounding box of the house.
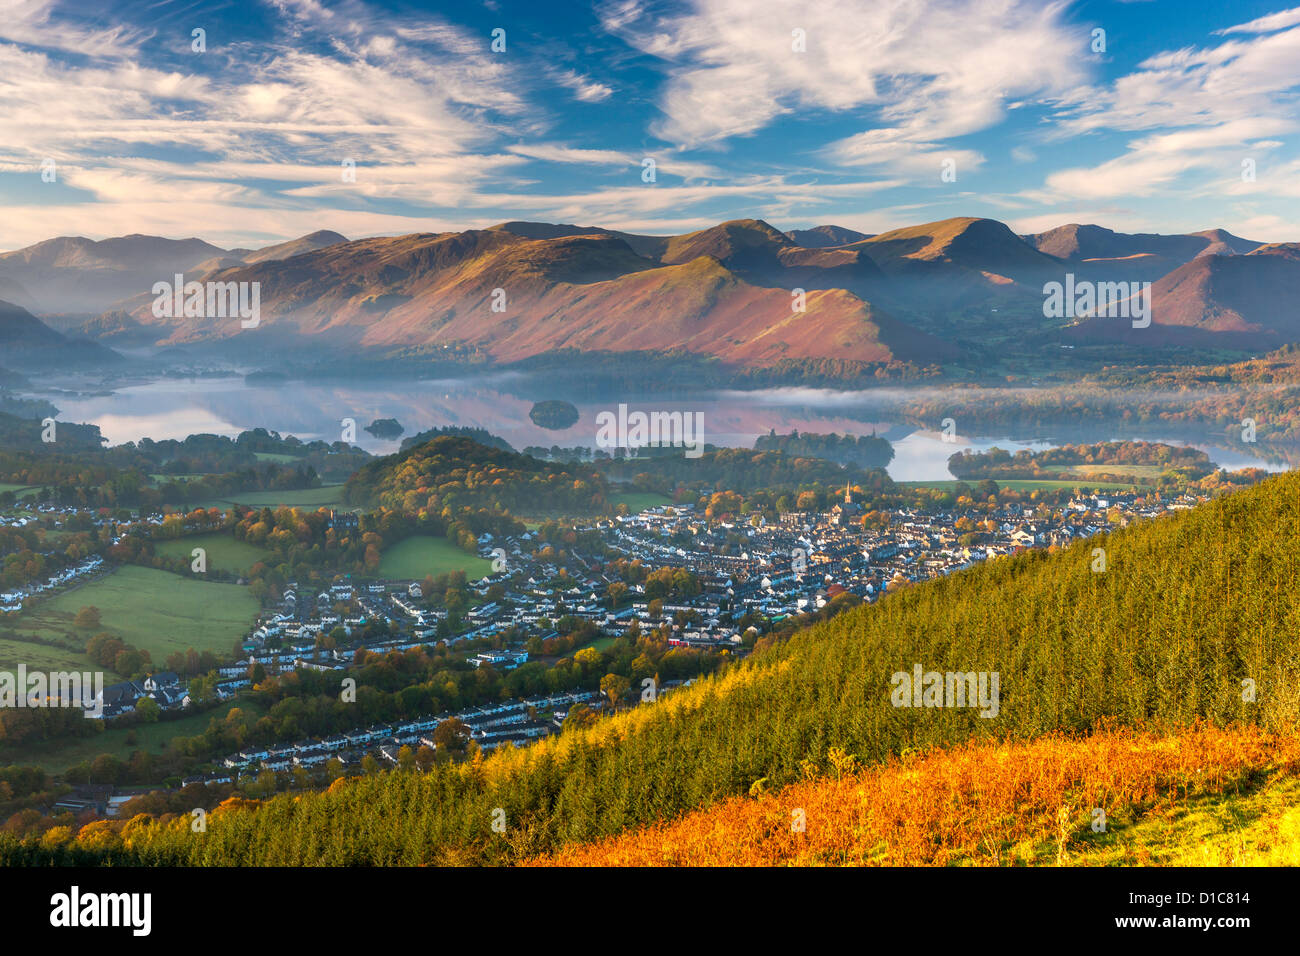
[328,510,359,531]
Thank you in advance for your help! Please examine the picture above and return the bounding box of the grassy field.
[10,698,260,774]
[253,452,303,463]
[0,482,39,500]
[190,485,347,510]
[900,478,1138,492]
[152,533,273,575]
[1,565,259,676]
[1065,463,1164,479]
[612,491,673,512]
[377,535,493,580]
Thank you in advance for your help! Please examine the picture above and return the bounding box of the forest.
[344,435,609,515]
[948,441,1214,484]
[753,429,895,468]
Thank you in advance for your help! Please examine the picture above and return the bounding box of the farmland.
[10,699,262,773]
[611,491,673,512]
[377,535,493,580]
[152,533,273,575]
[900,478,1138,492]
[0,565,258,676]
[191,485,347,510]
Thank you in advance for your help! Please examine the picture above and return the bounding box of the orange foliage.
[525,724,1300,867]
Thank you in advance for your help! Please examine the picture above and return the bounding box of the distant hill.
[1024,223,1263,285]
[239,230,349,265]
[0,275,39,312]
[1025,223,1261,264]
[118,222,952,368]
[0,299,120,368]
[1063,242,1300,349]
[784,225,872,248]
[0,230,348,315]
[0,235,227,313]
[860,217,1061,279]
[0,409,104,449]
[8,216,1300,371]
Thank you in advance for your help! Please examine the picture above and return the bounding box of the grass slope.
[152,533,273,575]
[527,724,1300,866]
[377,535,492,580]
[14,700,258,773]
[2,565,259,674]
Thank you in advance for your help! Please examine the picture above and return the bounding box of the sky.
[3,0,1300,250]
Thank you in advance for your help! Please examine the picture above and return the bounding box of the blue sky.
[3,0,1300,249]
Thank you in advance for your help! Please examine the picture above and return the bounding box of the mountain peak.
[785,225,872,248]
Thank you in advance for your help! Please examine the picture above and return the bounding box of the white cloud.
[508,143,634,166]
[553,69,614,103]
[1039,18,1300,206]
[1216,7,1300,35]
[604,0,1090,179]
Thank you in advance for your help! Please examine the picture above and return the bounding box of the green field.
[377,535,493,580]
[1063,463,1163,479]
[191,485,347,509]
[900,478,1138,492]
[612,491,673,512]
[0,483,39,500]
[152,533,273,575]
[253,452,303,464]
[1,565,259,676]
[9,698,261,773]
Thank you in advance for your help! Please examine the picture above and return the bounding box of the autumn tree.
[600,673,630,711]
[73,606,101,629]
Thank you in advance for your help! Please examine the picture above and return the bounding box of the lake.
[40,373,1289,483]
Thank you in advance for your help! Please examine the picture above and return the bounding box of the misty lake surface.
[46,374,1288,483]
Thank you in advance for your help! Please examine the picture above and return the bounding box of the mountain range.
[2,216,1295,370]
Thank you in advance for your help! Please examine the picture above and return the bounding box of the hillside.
[122,225,951,367]
[785,225,872,248]
[0,235,226,313]
[0,230,349,315]
[858,217,1060,278]
[12,467,1300,866]
[1024,223,1260,265]
[0,299,120,368]
[1064,243,1300,348]
[8,216,1300,370]
[528,725,1300,866]
[343,434,610,514]
[845,217,1065,317]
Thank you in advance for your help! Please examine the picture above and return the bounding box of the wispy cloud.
[603,0,1090,175]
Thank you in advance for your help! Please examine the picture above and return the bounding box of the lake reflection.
[43,375,1289,483]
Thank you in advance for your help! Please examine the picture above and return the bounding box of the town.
[3,480,1208,799]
